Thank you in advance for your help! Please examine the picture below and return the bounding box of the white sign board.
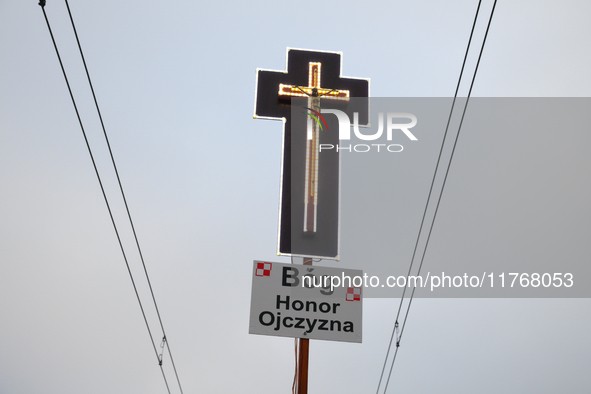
[249,260,363,343]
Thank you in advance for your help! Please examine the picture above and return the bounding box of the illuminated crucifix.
[278,62,350,233]
[254,48,369,260]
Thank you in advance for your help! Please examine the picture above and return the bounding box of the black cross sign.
[254,48,369,260]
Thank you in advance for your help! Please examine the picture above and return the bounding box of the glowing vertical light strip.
[304,62,321,233]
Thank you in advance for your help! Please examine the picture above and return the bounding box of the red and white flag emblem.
[346,287,361,301]
[255,262,272,277]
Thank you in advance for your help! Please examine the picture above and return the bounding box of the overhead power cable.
[39,1,184,393]
[375,1,498,393]
[61,1,185,392]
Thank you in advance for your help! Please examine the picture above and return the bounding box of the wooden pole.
[297,337,309,394]
[297,257,313,394]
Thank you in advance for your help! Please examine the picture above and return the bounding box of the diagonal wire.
[381,1,498,393]
[38,0,161,364]
[62,1,184,392]
[39,1,175,393]
[375,1,483,392]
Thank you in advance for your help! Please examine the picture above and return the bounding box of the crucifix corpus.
[254,48,369,260]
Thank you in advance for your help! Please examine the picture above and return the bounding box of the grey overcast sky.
[1,1,590,393]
